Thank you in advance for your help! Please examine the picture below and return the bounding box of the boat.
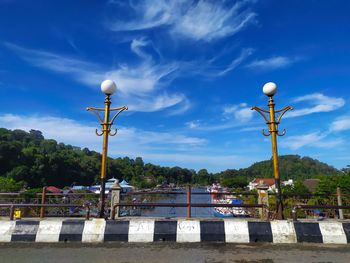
[90,178,134,194]
[208,183,250,218]
[212,198,250,218]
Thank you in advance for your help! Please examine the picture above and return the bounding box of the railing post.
[257,184,269,220]
[111,206,116,220]
[40,186,47,219]
[292,206,298,222]
[85,204,90,220]
[10,205,15,220]
[110,180,121,219]
[187,185,191,218]
[337,187,344,219]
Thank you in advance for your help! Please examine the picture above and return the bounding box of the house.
[248,178,293,192]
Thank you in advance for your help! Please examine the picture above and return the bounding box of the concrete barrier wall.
[0,219,349,244]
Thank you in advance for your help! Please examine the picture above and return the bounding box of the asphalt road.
[0,243,349,263]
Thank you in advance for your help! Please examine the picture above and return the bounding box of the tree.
[0,177,25,192]
[194,169,209,185]
[282,179,310,195]
[221,176,248,189]
[0,128,343,190]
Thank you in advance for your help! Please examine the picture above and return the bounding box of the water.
[122,187,214,218]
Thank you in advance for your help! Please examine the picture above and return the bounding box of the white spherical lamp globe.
[101,80,117,95]
[262,82,277,96]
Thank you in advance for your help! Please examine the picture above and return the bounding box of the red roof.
[46,186,62,193]
[252,178,276,186]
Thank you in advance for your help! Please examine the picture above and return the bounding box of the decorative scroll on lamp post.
[251,82,293,220]
[87,80,128,218]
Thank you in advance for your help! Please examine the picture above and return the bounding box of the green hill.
[0,128,341,191]
[240,155,340,180]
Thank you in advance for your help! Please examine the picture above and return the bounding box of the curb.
[0,219,349,244]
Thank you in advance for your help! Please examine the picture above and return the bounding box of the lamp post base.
[99,178,106,218]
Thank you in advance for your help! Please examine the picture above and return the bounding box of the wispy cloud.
[186,120,201,129]
[4,42,189,113]
[185,102,254,132]
[330,116,350,132]
[175,48,254,79]
[223,103,254,122]
[170,0,257,42]
[127,92,187,113]
[246,56,298,70]
[281,131,343,150]
[130,37,152,61]
[4,42,102,86]
[214,48,254,76]
[107,0,257,42]
[287,93,345,118]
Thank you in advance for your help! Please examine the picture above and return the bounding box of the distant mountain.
[239,155,340,180]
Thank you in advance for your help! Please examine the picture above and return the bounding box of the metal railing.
[111,202,267,220]
[0,203,90,220]
[292,204,350,221]
[1,186,350,221]
[112,186,266,219]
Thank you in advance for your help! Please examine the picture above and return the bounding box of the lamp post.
[251,82,293,220]
[87,80,128,218]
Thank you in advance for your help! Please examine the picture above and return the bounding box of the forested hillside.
[0,128,341,190]
[240,155,339,180]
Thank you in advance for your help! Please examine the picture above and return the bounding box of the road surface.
[0,243,349,263]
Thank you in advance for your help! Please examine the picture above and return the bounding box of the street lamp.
[87,80,128,218]
[251,82,293,219]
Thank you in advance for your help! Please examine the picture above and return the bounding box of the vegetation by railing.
[0,203,90,220]
[0,189,99,218]
[292,204,350,221]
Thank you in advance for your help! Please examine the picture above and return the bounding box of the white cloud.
[127,93,186,113]
[171,0,257,42]
[183,103,255,132]
[130,37,152,61]
[108,0,179,31]
[4,42,102,86]
[330,116,350,132]
[281,131,342,150]
[246,56,297,70]
[239,126,262,132]
[143,153,245,168]
[108,0,257,42]
[223,103,254,122]
[0,113,206,152]
[4,42,189,113]
[287,93,345,118]
[0,114,264,171]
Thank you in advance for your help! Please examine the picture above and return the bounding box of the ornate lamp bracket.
[251,105,293,137]
[86,105,128,137]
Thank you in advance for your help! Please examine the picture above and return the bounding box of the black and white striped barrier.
[0,219,349,244]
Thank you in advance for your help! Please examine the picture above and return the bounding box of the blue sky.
[1,0,350,172]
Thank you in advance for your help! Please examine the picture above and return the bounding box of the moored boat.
[208,183,250,218]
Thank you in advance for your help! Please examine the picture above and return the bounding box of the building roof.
[252,178,276,187]
[46,186,62,193]
[120,180,129,185]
